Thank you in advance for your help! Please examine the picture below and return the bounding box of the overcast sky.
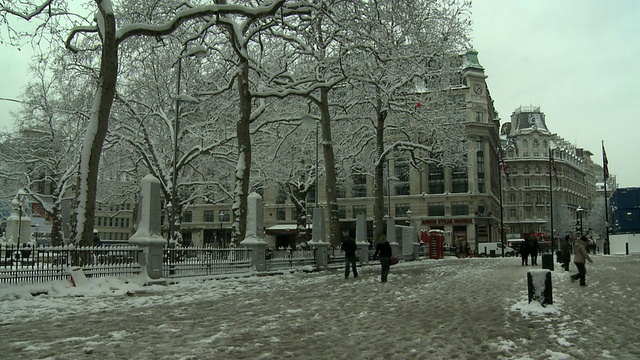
[0,0,638,187]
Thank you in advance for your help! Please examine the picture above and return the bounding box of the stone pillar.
[387,217,401,256]
[129,175,167,283]
[308,207,329,268]
[240,192,267,272]
[527,269,553,305]
[355,213,370,264]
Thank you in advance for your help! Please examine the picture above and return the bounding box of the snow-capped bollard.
[527,269,552,306]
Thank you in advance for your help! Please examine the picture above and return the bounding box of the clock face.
[473,84,483,95]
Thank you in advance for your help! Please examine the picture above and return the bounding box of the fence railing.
[0,244,143,285]
[1,243,372,285]
[266,249,317,270]
[163,247,253,278]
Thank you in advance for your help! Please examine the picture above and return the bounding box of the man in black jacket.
[341,237,358,279]
[373,235,393,283]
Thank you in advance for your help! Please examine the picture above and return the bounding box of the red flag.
[602,142,609,180]
[498,148,509,180]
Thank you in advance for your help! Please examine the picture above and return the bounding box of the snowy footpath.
[1,255,639,360]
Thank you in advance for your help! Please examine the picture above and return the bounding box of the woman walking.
[373,235,393,283]
[570,236,594,286]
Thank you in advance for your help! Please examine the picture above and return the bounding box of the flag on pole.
[498,148,509,180]
[549,149,559,181]
[602,142,609,180]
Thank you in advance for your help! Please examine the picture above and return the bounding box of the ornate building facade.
[500,106,595,242]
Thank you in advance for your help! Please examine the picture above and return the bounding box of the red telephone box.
[422,229,444,259]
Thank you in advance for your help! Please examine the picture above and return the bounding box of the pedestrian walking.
[529,237,540,266]
[570,236,594,286]
[93,230,102,247]
[560,235,572,271]
[373,234,393,283]
[520,241,529,266]
[341,236,358,279]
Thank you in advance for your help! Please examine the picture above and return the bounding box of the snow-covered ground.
[1,255,639,359]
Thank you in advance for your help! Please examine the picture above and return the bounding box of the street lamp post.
[577,206,586,236]
[168,46,207,248]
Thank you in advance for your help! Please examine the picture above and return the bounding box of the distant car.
[476,242,516,257]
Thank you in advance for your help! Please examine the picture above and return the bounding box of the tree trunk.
[71,5,118,246]
[233,56,251,244]
[373,103,387,243]
[319,88,340,246]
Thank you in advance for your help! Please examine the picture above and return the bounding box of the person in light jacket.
[570,236,594,286]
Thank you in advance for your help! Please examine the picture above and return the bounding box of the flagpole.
[549,147,555,264]
[499,159,505,257]
[603,141,610,255]
[497,147,507,257]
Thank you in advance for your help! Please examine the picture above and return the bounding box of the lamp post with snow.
[168,46,207,247]
[577,206,586,236]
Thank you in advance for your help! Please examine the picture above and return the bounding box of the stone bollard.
[129,175,167,284]
[413,243,421,260]
[308,207,329,269]
[527,269,553,306]
[240,192,268,272]
[355,213,370,264]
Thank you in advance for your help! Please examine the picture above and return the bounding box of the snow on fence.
[0,244,143,285]
[163,247,253,278]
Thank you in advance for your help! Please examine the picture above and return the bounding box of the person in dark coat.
[93,230,102,247]
[373,234,393,283]
[341,236,358,279]
[520,241,529,266]
[560,235,572,271]
[529,237,540,266]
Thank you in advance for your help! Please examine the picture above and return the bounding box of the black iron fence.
[163,247,253,278]
[0,243,143,285]
[266,249,317,270]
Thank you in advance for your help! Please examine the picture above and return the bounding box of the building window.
[510,209,516,218]
[476,151,485,193]
[428,165,444,194]
[395,203,410,218]
[451,202,469,216]
[183,211,192,223]
[338,206,347,219]
[525,194,531,204]
[509,194,516,203]
[476,137,484,151]
[428,203,445,216]
[451,166,468,193]
[475,111,484,123]
[219,210,231,222]
[291,208,298,221]
[276,208,286,221]
[353,205,367,218]
[352,172,367,198]
[276,189,288,204]
[204,210,215,222]
[395,156,411,195]
[524,178,531,187]
[536,194,543,204]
